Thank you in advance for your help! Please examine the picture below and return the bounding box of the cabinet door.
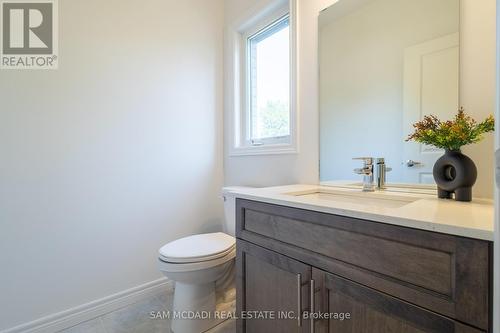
[312,269,483,333]
[237,240,311,333]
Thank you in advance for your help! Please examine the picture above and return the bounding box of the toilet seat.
[159,244,235,263]
[158,247,236,273]
[159,232,235,263]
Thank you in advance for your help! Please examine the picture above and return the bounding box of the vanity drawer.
[236,199,492,331]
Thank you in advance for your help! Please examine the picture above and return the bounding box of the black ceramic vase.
[433,150,477,202]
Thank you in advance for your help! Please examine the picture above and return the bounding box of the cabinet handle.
[310,279,315,333]
[297,274,302,327]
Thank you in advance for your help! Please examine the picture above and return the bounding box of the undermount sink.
[284,189,420,209]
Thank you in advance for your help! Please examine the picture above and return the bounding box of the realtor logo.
[1,0,58,69]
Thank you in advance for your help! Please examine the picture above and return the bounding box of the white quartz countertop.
[225,184,494,241]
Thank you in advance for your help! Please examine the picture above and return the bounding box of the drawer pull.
[297,273,302,327]
[310,279,315,333]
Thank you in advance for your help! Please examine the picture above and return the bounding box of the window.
[227,1,297,156]
[246,15,291,146]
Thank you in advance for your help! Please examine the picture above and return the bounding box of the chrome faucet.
[353,157,375,192]
[354,157,392,191]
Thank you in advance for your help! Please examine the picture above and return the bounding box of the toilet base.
[171,282,217,333]
[157,243,236,333]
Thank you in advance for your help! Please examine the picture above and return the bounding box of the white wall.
[224,0,496,199]
[0,0,224,330]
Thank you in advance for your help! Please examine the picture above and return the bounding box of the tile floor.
[58,290,235,333]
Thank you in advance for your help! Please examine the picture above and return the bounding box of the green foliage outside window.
[257,100,290,139]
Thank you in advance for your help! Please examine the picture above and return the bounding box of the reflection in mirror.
[319,0,460,185]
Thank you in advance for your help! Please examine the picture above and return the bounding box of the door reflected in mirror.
[319,0,460,185]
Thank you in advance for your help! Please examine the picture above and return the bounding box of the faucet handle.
[353,157,374,176]
[353,157,374,165]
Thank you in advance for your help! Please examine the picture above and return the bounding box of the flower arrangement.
[406,108,495,151]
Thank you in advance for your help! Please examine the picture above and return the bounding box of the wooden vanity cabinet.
[236,240,311,333]
[236,199,492,333]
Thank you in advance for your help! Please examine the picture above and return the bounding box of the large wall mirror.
[319,0,461,185]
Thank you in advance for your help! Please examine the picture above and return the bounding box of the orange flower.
[406,108,494,150]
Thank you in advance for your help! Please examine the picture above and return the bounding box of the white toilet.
[158,188,243,333]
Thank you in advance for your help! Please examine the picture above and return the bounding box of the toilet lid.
[159,232,235,263]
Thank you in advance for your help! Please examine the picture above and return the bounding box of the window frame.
[227,0,298,156]
[243,13,291,147]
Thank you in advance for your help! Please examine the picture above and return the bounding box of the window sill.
[229,143,298,157]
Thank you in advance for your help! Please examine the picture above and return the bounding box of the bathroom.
[0,0,498,332]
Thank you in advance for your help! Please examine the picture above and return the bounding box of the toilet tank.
[221,187,253,236]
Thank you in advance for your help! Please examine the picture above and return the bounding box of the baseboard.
[1,277,174,333]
